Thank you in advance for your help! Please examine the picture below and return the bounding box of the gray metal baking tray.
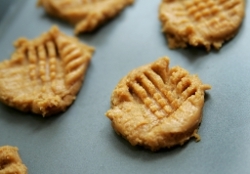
[0,0,249,173]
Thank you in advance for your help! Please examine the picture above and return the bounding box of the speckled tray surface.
[0,1,249,173]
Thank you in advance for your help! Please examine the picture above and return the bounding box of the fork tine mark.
[27,44,37,80]
[139,74,172,116]
[145,70,175,104]
[169,67,188,86]
[128,81,160,115]
[150,58,169,83]
[46,41,57,80]
[176,76,191,94]
[37,44,47,82]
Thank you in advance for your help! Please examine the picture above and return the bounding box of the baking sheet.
[0,0,249,173]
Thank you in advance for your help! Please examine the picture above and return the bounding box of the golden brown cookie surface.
[0,26,94,117]
[0,146,28,174]
[106,57,211,151]
[159,0,245,51]
[38,0,134,34]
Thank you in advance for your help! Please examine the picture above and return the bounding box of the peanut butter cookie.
[0,146,28,174]
[0,26,94,116]
[106,57,211,151]
[159,0,245,51]
[38,0,134,34]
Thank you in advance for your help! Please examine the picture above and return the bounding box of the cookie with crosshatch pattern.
[159,0,245,51]
[0,26,94,116]
[38,0,134,34]
[106,57,211,151]
[0,146,28,174]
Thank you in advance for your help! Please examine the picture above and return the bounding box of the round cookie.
[106,57,211,151]
[159,0,245,51]
[38,0,134,34]
[0,26,94,116]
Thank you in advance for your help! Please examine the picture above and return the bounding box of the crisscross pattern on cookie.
[0,26,94,116]
[184,0,241,21]
[23,39,59,82]
[126,61,203,126]
[106,57,211,151]
[15,30,93,87]
[159,0,245,50]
